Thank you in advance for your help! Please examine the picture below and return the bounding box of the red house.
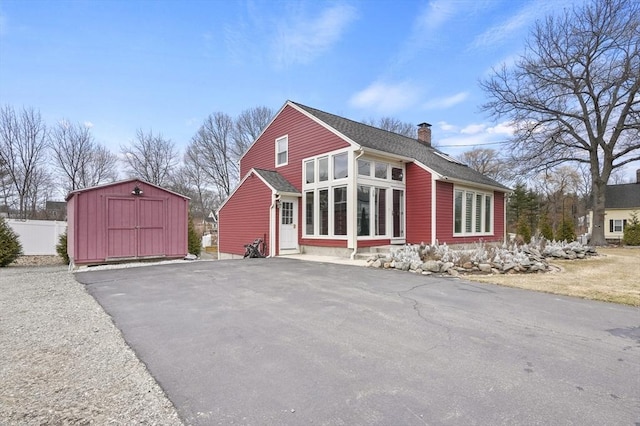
[218,101,510,259]
[66,179,189,266]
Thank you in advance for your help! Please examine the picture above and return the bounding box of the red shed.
[66,178,189,266]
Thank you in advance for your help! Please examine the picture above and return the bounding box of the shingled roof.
[605,183,640,209]
[253,168,300,195]
[292,102,510,191]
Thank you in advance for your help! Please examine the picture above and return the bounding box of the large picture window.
[305,191,314,234]
[454,188,492,235]
[319,189,328,235]
[375,188,386,236]
[357,186,370,236]
[334,187,347,235]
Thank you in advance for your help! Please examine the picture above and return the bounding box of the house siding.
[219,173,272,256]
[240,104,352,190]
[66,180,188,265]
[435,181,505,245]
[405,163,432,244]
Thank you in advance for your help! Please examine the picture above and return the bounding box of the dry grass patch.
[467,247,640,306]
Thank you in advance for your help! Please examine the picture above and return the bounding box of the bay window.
[454,188,493,235]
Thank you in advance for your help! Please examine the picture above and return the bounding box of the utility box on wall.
[66,179,189,266]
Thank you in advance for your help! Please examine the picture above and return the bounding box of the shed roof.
[65,178,190,201]
[291,101,510,191]
[605,183,640,209]
[253,169,300,195]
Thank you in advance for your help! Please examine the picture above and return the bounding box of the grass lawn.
[466,247,640,306]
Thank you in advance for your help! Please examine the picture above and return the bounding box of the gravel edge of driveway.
[0,265,183,425]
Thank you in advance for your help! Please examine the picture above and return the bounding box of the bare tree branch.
[49,120,119,193]
[233,106,274,159]
[120,129,179,186]
[480,0,640,245]
[0,105,49,219]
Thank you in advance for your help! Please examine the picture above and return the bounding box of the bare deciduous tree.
[0,105,49,219]
[233,106,274,159]
[457,148,511,183]
[120,129,179,186]
[187,113,237,197]
[481,0,640,245]
[362,117,415,138]
[49,120,119,193]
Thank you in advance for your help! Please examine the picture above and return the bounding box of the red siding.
[219,173,272,256]
[67,180,188,264]
[240,104,351,191]
[435,181,506,245]
[435,181,454,244]
[358,239,391,248]
[494,191,505,241]
[405,164,432,244]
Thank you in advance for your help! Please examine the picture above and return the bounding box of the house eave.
[436,176,511,193]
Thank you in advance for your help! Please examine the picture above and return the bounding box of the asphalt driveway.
[76,258,639,425]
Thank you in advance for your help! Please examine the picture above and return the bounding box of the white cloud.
[438,121,457,132]
[470,0,577,50]
[487,121,515,135]
[415,0,459,33]
[460,123,486,134]
[273,4,358,68]
[422,92,469,110]
[349,81,421,114]
[83,121,94,128]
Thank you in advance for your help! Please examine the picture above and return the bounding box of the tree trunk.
[590,179,607,246]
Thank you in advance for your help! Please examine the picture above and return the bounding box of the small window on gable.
[276,136,288,166]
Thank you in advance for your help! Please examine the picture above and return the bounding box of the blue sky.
[1,0,586,160]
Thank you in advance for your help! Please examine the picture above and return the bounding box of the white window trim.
[275,135,288,167]
[301,150,351,239]
[301,152,406,240]
[453,186,493,236]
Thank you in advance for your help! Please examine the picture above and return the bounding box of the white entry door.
[279,197,298,252]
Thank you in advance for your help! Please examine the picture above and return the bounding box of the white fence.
[6,219,67,256]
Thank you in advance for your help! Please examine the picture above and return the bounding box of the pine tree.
[556,216,576,242]
[0,217,23,267]
[623,211,640,246]
[187,212,201,256]
[538,214,554,240]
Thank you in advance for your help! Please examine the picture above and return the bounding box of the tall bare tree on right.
[481,0,639,245]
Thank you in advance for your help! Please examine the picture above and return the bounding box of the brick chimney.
[417,122,432,146]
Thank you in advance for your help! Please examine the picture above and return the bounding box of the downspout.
[351,149,365,260]
[269,193,280,257]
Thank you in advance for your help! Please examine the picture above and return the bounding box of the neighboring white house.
[589,169,640,242]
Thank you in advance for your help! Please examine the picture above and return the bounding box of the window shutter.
[609,220,613,233]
